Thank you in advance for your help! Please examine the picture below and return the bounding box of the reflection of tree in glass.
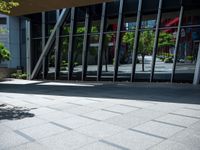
[60,26,100,68]
[123,30,175,71]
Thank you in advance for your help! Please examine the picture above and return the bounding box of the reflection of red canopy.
[164,17,179,33]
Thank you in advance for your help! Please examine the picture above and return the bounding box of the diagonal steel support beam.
[31,9,69,79]
[113,0,124,82]
[97,3,107,81]
[171,6,184,82]
[131,0,143,82]
[82,8,91,81]
[150,0,163,82]
[193,43,200,85]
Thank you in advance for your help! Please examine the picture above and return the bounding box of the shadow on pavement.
[0,104,35,120]
[0,81,200,105]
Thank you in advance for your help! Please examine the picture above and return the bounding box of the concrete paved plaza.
[0,79,200,150]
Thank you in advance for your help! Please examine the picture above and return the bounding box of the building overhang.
[3,0,112,16]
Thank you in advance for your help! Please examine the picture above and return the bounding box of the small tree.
[0,42,11,64]
[0,0,19,14]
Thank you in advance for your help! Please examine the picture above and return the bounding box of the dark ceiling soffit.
[2,0,113,16]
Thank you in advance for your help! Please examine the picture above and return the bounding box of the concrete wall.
[8,16,20,68]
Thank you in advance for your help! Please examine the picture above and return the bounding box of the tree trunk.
[142,54,145,72]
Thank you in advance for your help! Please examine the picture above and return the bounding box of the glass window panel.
[174,27,200,82]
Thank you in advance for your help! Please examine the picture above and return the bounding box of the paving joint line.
[78,114,101,122]
[119,104,142,109]
[49,122,72,130]
[183,107,200,111]
[14,130,36,142]
[129,128,167,140]
[67,102,83,106]
[152,120,187,128]
[169,113,200,119]
[99,139,130,150]
[101,109,124,115]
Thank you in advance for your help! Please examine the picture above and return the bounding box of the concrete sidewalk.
[0,79,200,150]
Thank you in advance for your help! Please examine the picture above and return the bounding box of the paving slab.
[29,107,57,116]
[37,111,74,121]
[64,105,98,115]
[102,104,139,114]
[81,110,120,121]
[154,113,199,127]
[47,103,78,111]
[105,113,149,128]
[169,129,200,149]
[2,117,47,130]
[77,141,123,150]
[38,130,96,150]
[7,142,48,150]
[172,108,200,119]
[76,122,125,139]
[149,140,191,150]
[0,130,29,150]
[103,130,163,150]
[54,115,97,129]
[125,109,166,121]
[18,123,67,140]
[131,120,184,139]
[189,120,200,132]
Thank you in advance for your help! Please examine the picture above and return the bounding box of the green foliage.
[123,30,175,71]
[158,32,175,47]
[186,56,193,62]
[61,26,100,65]
[122,30,175,56]
[158,53,174,62]
[0,27,8,34]
[11,72,27,80]
[0,0,19,14]
[0,42,11,64]
[60,60,68,71]
[164,57,173,63]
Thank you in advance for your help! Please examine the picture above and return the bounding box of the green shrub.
[11,72,27,80]
[164,57,173,63]
[11,73,17,78]
[186,56,193,62]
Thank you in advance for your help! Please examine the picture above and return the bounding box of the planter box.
[0,67,16,79]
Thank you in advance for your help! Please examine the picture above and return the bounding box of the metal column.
[97,3,107,81]
[26,19,31,80]
[131,0,143,82]
[193,43,200,85]
[68,8,77,80]
[42,12,47,79]
[82,8,91,81]
[150,0,163,82]
[113,0,124,82]
[31,9,69,79]
[55,10,61,80]
[171,6,184,82]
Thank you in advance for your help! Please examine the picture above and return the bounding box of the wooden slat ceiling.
[8,0,113,16]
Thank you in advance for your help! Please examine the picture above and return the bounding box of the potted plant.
[0,42,11,79]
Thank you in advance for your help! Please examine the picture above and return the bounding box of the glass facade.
[27,0,200,83]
